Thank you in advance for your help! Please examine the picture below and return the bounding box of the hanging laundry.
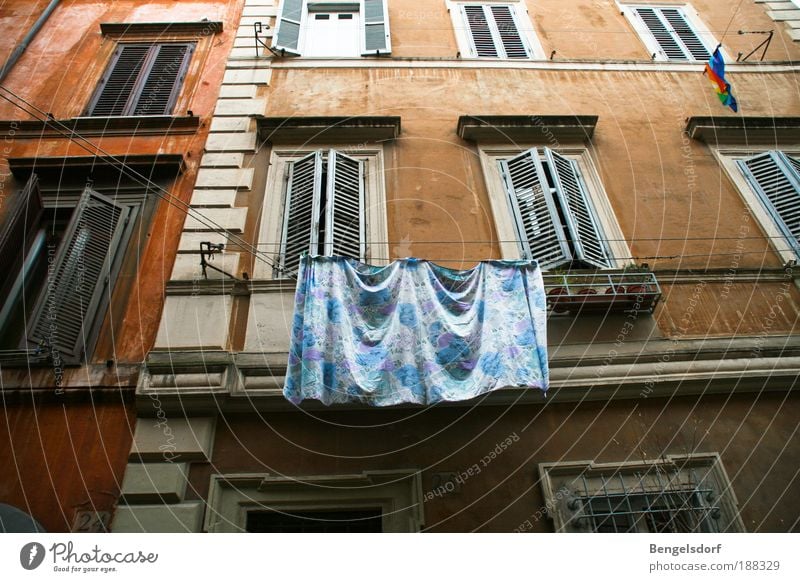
[284,255,549,406]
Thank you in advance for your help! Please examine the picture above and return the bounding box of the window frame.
[447,0,545,60]
[86,42,195,117]
[479,144,630,269]
[715,146,800,265]
[619,2,722,62]
[254,144,389,280]
[273,0,392,57]
[538,453,746,533]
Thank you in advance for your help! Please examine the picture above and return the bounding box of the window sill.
[0,115,200,138]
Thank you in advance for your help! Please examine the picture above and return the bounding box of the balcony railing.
[543,271,661,314]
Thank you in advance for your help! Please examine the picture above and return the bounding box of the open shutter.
[27,188,129,363]
[325,150,365,259]
[488,5,529,58]
[499,148,571,269]
[0,174,43,296]
[738,151,800,258]
[362,0,391,55]
[279,151,323,276]
[133,43,193,115]
[88,44,150,116]
[545,149,613,269]
[462,5,499,57]
[273,0,304,55]
[633,7,709,61]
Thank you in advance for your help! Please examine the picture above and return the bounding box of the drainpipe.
[0,0,61,83]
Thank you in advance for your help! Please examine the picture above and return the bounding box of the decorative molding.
[256,115,401,143]
[0,116,200,138]
[458,115,598,142]
[685,116,800,144]
[100,21,223,36]
[8,154,185,180]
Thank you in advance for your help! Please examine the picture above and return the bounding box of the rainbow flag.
[705,47,738,112]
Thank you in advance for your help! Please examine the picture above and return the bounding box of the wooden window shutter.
[88,45,150,116]
[499,148,571,268]
[26,188,130,363]
[273,0,304,55]
[362,0,391,55]
[738,151,800,259]
[488,5,528,58]
[133,43,194,115]
[0,174,44,296]
[325,150,365,259]
[462,5,499,57]
[634,6,709,61]
[279,151,324,277]
[545,148,613,269]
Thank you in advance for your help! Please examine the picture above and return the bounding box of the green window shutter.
[279,151,324,277]
[273,0,304,55]
[325,150,365,259]
[362,0,391,55]
[88,45,150,116]
[0,174,43,293]
[545,148,613,269]
[499,148,571,268]
[26,188,130,363]
[133,43,194,115]
[738,151,800,259]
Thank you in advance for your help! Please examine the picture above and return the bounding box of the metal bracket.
[200,241,239,280]
[254,22,284,58]
[736,30,773,62]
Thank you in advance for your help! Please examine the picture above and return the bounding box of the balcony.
[543,271,662,314]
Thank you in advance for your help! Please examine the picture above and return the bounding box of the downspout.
[0,0,61,83]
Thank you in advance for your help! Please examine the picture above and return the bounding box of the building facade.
[3,0,799,533]
[0,0,242,532]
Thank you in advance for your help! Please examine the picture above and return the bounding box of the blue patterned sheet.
[284,256,549,406]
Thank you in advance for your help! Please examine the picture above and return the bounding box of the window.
[87,43,194,116]
[246,509,383,532]
[273,0,391,56]
[539,454,745,533]
[449,1,543,59]
[484,146,626,269]
[256,146,388,280]
[621,3,715,61]
[716,148,800,264]
[0,174,138,364]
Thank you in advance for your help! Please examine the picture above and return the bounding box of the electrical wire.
[0,85,294,278]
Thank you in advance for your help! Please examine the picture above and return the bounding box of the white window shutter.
[545,148,613,269]
[325,150,365,259]
[488,5,529,58]
[27,188,130,363]
[633,6,709,61]
[462,5,499,57]
[273,0,304,55]
[280,151,323,276]
[738,151,800,259]
[499,148,571,268]
[362,0,391,55]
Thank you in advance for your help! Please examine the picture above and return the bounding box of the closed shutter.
[0,174,43,294]
[88,45,150,116]
[738,151,800,258]
[545,148,613,269]
[462,4,529,58]
[499,148,571,268]
[133,43,193,115]
[279,151,323,276]
[273,0,304,55]
[362,0,391,54]
[88,43,193,116]
[27,188,130,363]
[325,150,365,258]
[633,6,710,61]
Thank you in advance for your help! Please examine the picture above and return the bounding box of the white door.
[303,11,361,57]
